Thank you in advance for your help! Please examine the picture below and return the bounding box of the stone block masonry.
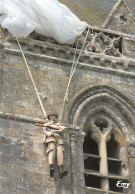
[0,23,135,193]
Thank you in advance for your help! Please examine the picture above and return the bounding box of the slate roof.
[59,0,135,26]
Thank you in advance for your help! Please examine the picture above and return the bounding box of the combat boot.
[59,165,68,179]
[50,164,54,177]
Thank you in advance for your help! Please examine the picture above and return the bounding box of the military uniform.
[43,122,64,166]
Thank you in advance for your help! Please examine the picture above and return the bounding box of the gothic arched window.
[83,117,129,193]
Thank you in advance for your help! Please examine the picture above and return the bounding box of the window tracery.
[79,31,122,57]
[83,117,129,193]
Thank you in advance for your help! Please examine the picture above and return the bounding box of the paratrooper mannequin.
[36,113,68,178]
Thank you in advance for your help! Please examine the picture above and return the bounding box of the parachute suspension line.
[59,27,90,122]
[70,27,90,81]
[11,26,47,118]
[70,37,79,77]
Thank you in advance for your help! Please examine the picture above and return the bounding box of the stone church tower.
[0,0,135,194]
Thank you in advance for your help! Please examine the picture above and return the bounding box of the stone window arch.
[83,116,128,193]
[67,85,135,194]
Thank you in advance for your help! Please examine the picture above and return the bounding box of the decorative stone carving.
[79,31,122,57]
[89,117,113,191]
[85,116,128,191]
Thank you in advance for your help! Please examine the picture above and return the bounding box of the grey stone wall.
[0,43,4,105]
[0,117,71,194]
[0,24,135,194]
[59,0,135,27]
[106,1,135,35]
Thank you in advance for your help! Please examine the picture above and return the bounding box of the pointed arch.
[102,0,135,28]
[67,85,135,143]
[67,85,135,192]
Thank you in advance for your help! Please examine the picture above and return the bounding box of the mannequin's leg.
[57,144,68,179]
[48,142,56,177]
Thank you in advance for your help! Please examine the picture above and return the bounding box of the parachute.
[0,0,88,44]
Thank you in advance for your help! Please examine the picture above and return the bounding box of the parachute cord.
[11,24,90,122]
[70,37,79,77]
[59,27,90,122]
[12,26,47,118]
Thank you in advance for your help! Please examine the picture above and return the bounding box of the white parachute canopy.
[0,0,88,44]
